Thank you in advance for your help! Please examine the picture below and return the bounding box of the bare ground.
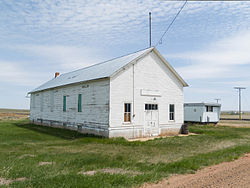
[0,177,27,186]
[79,168,141,176]
[143,153,250,188]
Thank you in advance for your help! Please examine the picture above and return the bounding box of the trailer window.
[206,106,213,112]
[169,104,175,120]
[124,103,131,122]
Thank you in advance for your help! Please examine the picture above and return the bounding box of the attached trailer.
[184,103,221,123]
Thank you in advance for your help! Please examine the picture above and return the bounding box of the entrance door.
[144,104,159,136]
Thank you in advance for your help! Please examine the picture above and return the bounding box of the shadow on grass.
[14,121,104,140]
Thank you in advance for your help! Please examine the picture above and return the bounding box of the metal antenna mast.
[149,12,152,47]
[214,98,221,103]
[234,87,246,120]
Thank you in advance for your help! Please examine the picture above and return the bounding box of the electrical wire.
[155,0,187,46]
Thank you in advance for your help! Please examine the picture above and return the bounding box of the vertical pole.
[239,89,241,120]
[234,87,246,120]
[149,12,151,47]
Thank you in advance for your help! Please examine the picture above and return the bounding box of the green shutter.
[63,96,66,112]
[78,94,82,112]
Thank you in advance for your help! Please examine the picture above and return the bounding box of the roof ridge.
[59,47,153,77]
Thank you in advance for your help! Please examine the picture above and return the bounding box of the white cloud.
[14,45,104,70]
[169,31,250,79]
[0,44,105,87]
[1,1,249,44]
[0,60,42,86]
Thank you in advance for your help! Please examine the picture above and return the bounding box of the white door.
[144,104,159,136]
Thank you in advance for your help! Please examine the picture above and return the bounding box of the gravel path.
[143,153,250,188]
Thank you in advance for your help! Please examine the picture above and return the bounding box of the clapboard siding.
[109,51,184,138]
[30,48,186,138]
[30,78,110,134]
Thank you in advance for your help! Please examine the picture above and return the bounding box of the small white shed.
[29,47,188,138]
[184,103,221,123]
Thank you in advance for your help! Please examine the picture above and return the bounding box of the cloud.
[0,44,105,87]
[0,60,42,86]
[13,45,104,70]
[1,1,249,45]
[169,30,250,79]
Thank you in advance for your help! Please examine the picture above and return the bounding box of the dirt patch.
[128,133,198,142]
[19,154,36,159]
[142,153,250,188]
[0,177,27,186]
[38,162,54,166]
[79,168,140,176]
[80,170,97,176]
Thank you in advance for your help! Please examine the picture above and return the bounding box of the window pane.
[145,104,148,110]
[155,104,158,110]
[170,104,174,112]
[128,103,131,112]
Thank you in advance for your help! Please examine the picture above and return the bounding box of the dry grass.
[0,108,29,120]
[221,113,250,120]
[218,120,250,128]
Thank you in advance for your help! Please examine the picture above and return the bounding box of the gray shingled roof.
[29,47,153,93]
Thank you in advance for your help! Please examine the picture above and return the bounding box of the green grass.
[0,120,250,187]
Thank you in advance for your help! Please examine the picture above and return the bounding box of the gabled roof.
[29,47,187,93]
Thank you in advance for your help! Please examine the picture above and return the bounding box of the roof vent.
[55,72,60,78]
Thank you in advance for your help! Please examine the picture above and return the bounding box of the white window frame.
[169,104,175,121]
[123,102,132,124]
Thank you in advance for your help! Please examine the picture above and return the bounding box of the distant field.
[0,119,249,187]
[0,108,29,120]
[221,112,250,120]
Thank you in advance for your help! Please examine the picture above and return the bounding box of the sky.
[0,0,250,110]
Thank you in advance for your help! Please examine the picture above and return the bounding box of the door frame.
[144,103,159,136]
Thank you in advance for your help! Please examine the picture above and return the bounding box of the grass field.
[0,119,250,187]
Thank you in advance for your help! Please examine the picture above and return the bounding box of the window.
[124,103,131,122]
[78,94,82,112]
[206,106,213,112]
[169,104,175,120]
[145,104,158,110]
[63,96,66,112]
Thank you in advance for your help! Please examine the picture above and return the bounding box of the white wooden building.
[29,47,188,138]
[184,103,221,123]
